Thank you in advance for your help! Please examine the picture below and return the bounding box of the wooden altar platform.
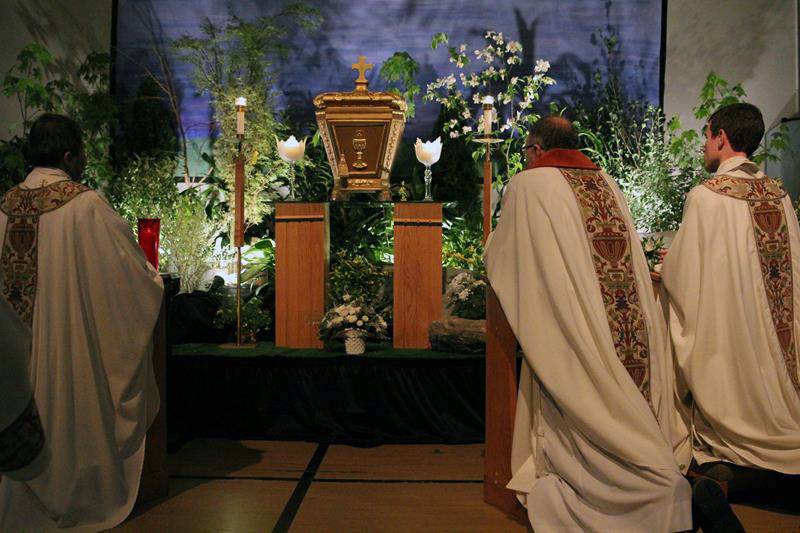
[167,342,492,446]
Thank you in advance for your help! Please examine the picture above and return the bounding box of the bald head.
[528,115,579,151]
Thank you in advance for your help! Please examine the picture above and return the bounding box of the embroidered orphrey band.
[560,169,651,402]
[704,174,800,396]
[1,180,89,326]
[0,181,88,473]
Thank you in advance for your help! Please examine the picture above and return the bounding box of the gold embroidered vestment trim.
[1,180,89,326]
[703,175,800,396]
[560,169,652,402]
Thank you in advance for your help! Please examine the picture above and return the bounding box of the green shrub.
[1,43,117,194]
[442,214,484,273]
[329,250,390,309]
[174,6,322,227]
[160,192,226,292]
[111,154,179,223]
[213,293,271,344]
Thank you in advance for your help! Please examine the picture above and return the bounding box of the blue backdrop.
[115,0,663,172]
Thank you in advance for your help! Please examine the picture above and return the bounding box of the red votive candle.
[137,218,160,270]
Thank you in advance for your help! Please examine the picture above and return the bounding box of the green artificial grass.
[171,341,486,359]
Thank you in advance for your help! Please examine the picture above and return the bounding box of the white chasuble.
[663,156,800,474]
[0,168,163,531]
[486,149,691,533]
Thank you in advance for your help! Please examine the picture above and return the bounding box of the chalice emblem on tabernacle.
[352,129,368,169]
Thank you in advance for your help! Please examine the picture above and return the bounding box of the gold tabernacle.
[314,55,407,201]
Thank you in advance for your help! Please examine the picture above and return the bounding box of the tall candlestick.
[234,96,247,346]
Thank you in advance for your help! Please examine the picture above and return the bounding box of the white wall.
[0,0,113,140]
[664,0,799,194]
[664,0,798,131]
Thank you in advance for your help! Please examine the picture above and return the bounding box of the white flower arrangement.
[319,295,388,343]
[423,30,557,187]
[446,272,487,320]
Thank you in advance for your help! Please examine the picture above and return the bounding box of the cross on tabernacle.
[351,55,373,90]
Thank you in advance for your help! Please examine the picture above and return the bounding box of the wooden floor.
[113,439,800,532]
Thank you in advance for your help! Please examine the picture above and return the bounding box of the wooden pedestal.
[275,203,329,349]
[138,274,178,504]
[484,287,527,522]
[393,203,443,349]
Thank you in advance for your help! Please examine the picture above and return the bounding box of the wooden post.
[481,137,526,520]
[393,202,443,348]
[275,203,329,348]
[483,148,492,243]
[137,274,176,504]
[484,287,526,521]
[234,145,245,346]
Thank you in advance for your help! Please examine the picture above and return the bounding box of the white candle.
[482,96,495,136]
[236,96,247,136]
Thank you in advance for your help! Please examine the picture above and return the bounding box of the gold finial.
[351,55,373,91]
[338,152,350,178]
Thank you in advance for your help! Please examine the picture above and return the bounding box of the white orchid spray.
[423,30,557,187]
[446,272,487,320]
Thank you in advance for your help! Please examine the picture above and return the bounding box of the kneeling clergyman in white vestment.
[0,114,163,532]
[663,112,800,476]
[485,117,692,532]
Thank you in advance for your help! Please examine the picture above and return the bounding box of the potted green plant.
[213,293,272,344]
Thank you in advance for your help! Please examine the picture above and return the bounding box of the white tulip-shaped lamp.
[276,135,306,200]
[414,137,442,201]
